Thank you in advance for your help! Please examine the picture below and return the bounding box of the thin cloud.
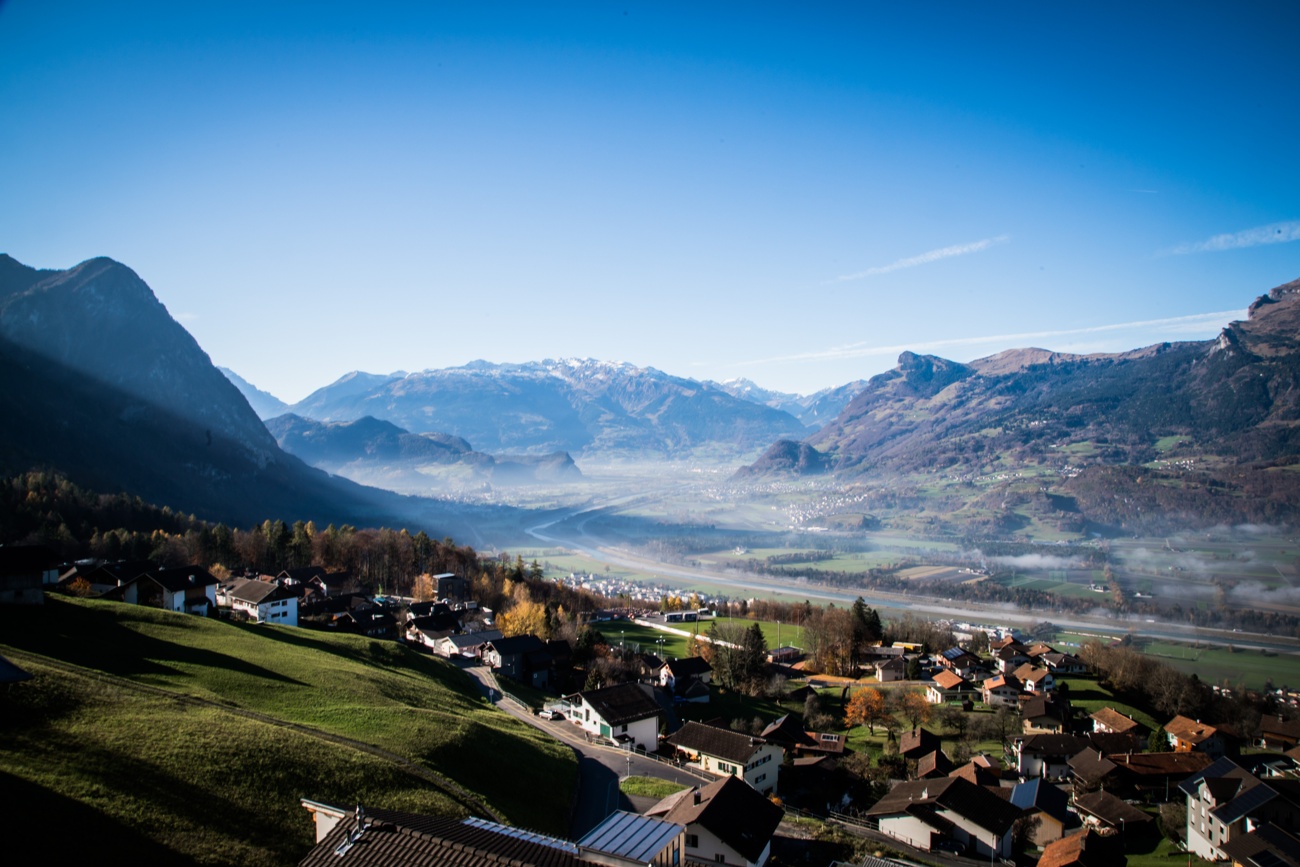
[736,309,1245,367]
[830,234,1009,283]
[1164,220,1300,255]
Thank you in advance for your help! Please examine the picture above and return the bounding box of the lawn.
[620,776,687,799]
[1055,675,1160,731]
[1138,640,1300,692]
[0,597,577,837]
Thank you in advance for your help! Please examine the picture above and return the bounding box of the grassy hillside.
[0,597,576,864]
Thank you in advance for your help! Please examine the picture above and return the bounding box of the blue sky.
[2,2,1297,402]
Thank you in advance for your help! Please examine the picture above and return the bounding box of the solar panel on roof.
[1213,783,1278,825]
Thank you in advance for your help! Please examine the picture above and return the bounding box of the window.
[621,724,628,733]
[756,773,766,783]
[685,835,698,848]
[715,854,726,864]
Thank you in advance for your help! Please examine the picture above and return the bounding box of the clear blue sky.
[2,1,1297,402]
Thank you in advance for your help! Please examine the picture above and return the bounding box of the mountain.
[708,377,868,428]
[741,277,1300,527]
[219,366,289,420]
[266,413,581,492]
[0,254,451,530]
[288,359,807,459]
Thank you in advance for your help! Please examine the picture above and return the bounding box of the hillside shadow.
[0,769,197,866]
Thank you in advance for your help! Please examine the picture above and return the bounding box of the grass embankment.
[620,776,687,800]
[0,597,576,864]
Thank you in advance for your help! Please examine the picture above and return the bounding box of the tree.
[845,687,888,734]
[895,690,932,731]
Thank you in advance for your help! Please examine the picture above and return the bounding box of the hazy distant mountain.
[741,277,1300,528]
[219,367,289,420]
[266,413,580,492]
[708,378,868,429]
[288,359,807,459]
[0,254,444,529]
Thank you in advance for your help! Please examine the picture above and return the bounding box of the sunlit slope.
[0,597,576,861]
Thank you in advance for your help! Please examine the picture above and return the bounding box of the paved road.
[457,663,712,838]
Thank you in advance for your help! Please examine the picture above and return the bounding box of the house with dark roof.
[899,727,941,761]
[664,721,782,795]
[1042,652,1086,675]
[1012,734,1087,780]
[1022,695,1070,734]
[982,674,1021,708]
[104,565,220,617]
[645,774,783,867]
[659,657,712,690]
[1260,715,1300,751]
[1009,778,1078,846]
[996,644,1031,673]
[566,682,661,751]
[1220,822,1300,867]
[1072,790,1155,834]
[938,647,981,677]
[226,577,298,625]
[435,629,503,659]
[876,656,907,682]
[577,810,685,867]
[1108,751,1215,801]
[484,635,550,688]
[1068,748,1118,796]
[1181,757,1300,862]
[864,776,1022,860]
[0,544,58,605]
[406,608,461,648]
[949,755,1000,787]
[758,714,818,754]
[916,750,954,780]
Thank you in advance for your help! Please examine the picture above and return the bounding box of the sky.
[2,1,1298,403]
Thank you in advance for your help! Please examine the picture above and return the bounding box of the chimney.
[693,790,700,805]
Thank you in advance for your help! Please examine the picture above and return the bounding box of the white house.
[566,682,662,751]
[664,722,782,795]
[645,775,784,867]
[865,777,1021,860]
[229,579,299,626]
[106,566,219,616]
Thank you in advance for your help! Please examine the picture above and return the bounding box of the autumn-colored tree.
[895,690,932,730]
[412,572,436,602]
[499,597,547,638]
[845,687,888,734]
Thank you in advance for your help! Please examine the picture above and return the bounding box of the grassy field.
[0,597,577,862]
[1138,640,1300,691]
[620,776,687,799]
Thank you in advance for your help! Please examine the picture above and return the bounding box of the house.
[938,647,981,677]
[1068,749,1118,796]
[104,565,220,617]
[926,669,973,704]
[982,674,1021,708]
[1037,829,1126,867]
[435,629,503,659]
[1166,714,1226,758]
[1091,707,1144,736]
[1108,751,1215,801]
[899,727,941,761]
[996,644,1031,673]
[406,609,460,648]
[1221,824,1300,867]
[1009,778,1078,846]
[876,657,907,683]
[1072,790,1155,834]
[665,722,782,795]
[949,755,1001,787]
[1013,734,1087,780]
[1181,757,1300,862]
[227,578,299,625]
[1259,715,1300,751]
[1042,652,1087,675]
[758,714,818,754]
[644,775,783,867]
[864,776,1022,860]
[566,682,661,751]
[1019,667,1056,695]
[660,657,712,690]
[1022,695,1070,734]
[0,545,57,604]
[484,635,550,688]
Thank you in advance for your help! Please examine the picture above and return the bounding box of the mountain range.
[277,358,812,460]
[740,276,1300,528]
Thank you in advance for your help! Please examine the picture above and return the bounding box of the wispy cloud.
[736,309,1245,367]
[830,234,1009,283]
[1164,220,1300,255]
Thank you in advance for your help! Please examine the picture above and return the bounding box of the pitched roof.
[1022,696,1064,722]
[229,578,295,604]
[983,674,1020,691]
[864,776,1022,836]
[486,635,546,656]
[299,807,581,867]
[1072,790,1154,828]
[1111,750,1214,778]
[1220,823,1300,867]
[949,759,1000,787]
[916,750,954,779]
[1038,829,1125,867]
[1261,715,1300,741]
[759,714,818,749]
[1068,749,1117,785]
[577,810,682,865]
[1010,778,1071,824]
[664,657,712,678]
[666,721,769,765]
[941,647,978,663]
[646,775,781,863]
[1019,734,1087,756]
[1165,714,1218,745]
[1091,707,1141,733]
[899,727,941,759]
[576,682,661,727]
[931,670,967,690]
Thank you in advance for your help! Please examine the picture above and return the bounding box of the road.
[457,662,713,838]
